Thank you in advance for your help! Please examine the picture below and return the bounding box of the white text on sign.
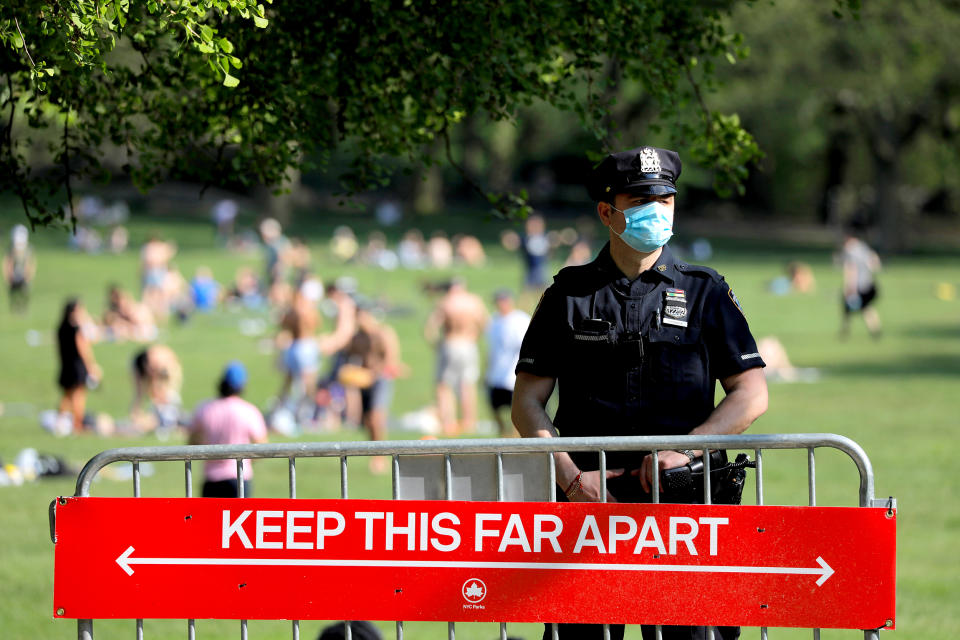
[221,510,728,556]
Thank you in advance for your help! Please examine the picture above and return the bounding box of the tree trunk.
[818,130,852,225]
[256,167,302,226]
[413,162,444,215]
[872,120,905,253]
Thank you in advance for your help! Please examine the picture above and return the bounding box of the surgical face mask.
[609,200,674,253]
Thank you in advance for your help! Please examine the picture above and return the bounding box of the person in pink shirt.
[189,361,268,497]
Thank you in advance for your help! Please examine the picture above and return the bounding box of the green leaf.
[219,38,234,54]
[253,15,269,28]
[223,73,240,88]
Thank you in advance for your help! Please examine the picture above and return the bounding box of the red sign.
[53,497,895,629]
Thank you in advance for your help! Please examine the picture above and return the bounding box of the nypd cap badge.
[638,147,662,173]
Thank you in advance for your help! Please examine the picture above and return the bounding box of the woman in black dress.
[57,299,102,433]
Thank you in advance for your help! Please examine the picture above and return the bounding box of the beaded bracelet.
[564,471,583,498]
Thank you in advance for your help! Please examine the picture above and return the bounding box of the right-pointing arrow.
[815,556,834,586]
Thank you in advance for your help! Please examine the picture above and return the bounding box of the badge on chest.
[662,288,688,327]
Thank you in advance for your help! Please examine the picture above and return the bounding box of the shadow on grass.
[898,323,960,341]
[825,353,960,378]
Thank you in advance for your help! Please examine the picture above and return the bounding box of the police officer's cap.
[587,146,682,202]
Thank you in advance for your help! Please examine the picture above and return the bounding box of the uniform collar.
[595,242,677,285]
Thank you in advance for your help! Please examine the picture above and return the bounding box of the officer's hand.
[569,469,624,503]
[633,451,691,494]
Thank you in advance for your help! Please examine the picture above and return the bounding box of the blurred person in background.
[140,235,177,318]
[188,361,268,497]
[361,230,399,270]
[107,225,129,254]
[453,234,486,267]
[484,289,530,437]
[397,229,427,269]
[56,299,102,433]
[276,280,322,416]
[563,238,593,268]
[189,266,221,313]
[211,198,238,245]
[520,214,551,289]
[259,217,291,303]
[103,283,156,342]
[226,266,265,309]
[330,225,359,262]
[839,225,882,340]
[276,278,355,424]
[768,261,816,296]
[3,224,36,314]
[787,261,815,293]
[311,280,360,429]
[500,213,551,290]
[288,238,313,286]
[427,231,453,269]
[341,304,409,472]
[131,344,184,433]
[424,277,489,435]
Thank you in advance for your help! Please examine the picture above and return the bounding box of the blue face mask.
[609,201,674,253]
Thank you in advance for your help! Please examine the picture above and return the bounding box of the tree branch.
[442,126,529,219]
[442,127,490,203]
[63,111,76,234]
[3,74,15,148]
[684,63,713,135]
[13,17,36,69]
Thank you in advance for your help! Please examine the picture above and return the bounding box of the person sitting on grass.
[102,283,157,342]
[130,344,184,434]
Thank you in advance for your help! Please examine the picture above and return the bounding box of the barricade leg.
[78,619,92,640]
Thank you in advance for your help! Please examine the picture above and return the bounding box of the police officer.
[511,146,768,640]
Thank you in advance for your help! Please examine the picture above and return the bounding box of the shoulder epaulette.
[675,262,723,283]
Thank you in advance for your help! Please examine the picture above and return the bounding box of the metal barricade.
[60,433,892,640]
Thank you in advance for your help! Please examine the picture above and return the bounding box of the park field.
[1,207,958,639]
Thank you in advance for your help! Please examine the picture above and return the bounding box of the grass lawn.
[1,207,958,639]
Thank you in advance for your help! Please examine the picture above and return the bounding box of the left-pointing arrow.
[116,546,136,576]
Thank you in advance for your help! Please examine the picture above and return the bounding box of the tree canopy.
[708,0,960,249]
[1,0,857,227]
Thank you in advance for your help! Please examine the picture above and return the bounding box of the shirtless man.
[424,277,489,435]
[140,236,176,318]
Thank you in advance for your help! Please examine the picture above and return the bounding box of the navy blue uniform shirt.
[516,243,765,472]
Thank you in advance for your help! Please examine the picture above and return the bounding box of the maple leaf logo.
[465,582,484,599]
[462,578,487,603]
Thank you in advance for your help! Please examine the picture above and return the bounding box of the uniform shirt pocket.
[567,327,619,391]
[646,326,706,384]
